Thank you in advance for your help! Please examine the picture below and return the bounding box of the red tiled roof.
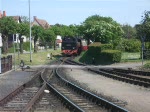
[9,16,21,22]
[33,17,50,29]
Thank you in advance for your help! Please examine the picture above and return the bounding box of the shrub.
[143,63,150,69]
[101,50,122,63]
[80,42,115,64]
[23,42,33,51]
[88,42,113,56]
[145,42,150,49]
[143,50,150,59]
[121,39,141,52]
[8,43,19,53]
[8,42,33,53]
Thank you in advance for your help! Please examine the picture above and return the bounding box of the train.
[61,37,88,56]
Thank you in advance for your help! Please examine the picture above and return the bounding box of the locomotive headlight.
[72,47,75,49]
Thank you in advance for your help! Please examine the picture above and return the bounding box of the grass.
[121,52,150,63]
[121,52,141,62]
[3,50,150,68]
[121,52,140,60]
[5,48,62,66]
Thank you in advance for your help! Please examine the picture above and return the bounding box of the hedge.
[101,50,122,63]
[88,42,113,56]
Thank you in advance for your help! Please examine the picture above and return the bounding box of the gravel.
[64,67,150,112]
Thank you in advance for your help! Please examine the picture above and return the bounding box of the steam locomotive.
[61,37,88,56]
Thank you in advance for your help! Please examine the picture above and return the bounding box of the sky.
[0,0,150,26]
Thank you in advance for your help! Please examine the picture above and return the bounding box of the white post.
[0,33,2,74]
[29,0,32,62]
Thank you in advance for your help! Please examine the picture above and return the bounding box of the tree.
[17,23,29,54]
[80,15,123,45]
[32,25,43,53]
[122,24,137,39]
[51,24,78,37]
[136,11,150,42]
[42,28,56,50]
[0,17,17,54]
[20,16,29,24]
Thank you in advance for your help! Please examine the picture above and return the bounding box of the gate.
[1,55,12,73]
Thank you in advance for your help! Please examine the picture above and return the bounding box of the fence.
[1,55,12,73]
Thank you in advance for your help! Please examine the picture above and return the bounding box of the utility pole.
[141,35,146,66]
[29,0,32,62]
[0,33,2,74]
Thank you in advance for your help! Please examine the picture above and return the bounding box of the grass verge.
[10,49,62,66]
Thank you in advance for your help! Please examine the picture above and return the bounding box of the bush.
[143,63,150,69]
[88,42,113,56]
[8,43,19,53]
[79,46,121,65]
[23,42,32,51]
[145,42,150,49]
[121,39,141,52]
[143,50,150,59]
[8,42,33,53]
[101,50,122,63]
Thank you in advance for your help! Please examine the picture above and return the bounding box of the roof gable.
[10,16,22,23]
[33,16,50,29]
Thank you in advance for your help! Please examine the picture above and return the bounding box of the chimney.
[3,11,6,17]
[33,16,37,21]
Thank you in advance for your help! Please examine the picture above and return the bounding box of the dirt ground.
[64,67,150,112]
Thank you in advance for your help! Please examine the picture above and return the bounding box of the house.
[32,16,50,29]
[8,16,28,45]
[0,11,6,18]
[0,10,28,48]
[32,16,50,50]
[10,16,22,23]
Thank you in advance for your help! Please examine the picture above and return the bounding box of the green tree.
[51,24,78,37]
[51,24,62,35]
[20,16,29,24]
[0,17,17,54]
[42,29,56,50]
[17,23,29,54]
[32,25,43,53]
[136,11,150,41]
[80,15,123,45]
[122,24,137,39]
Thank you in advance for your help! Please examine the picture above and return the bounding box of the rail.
[55,62,128,112]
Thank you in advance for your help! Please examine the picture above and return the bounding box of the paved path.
[0,69,36,100]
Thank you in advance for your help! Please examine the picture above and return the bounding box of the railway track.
[48,59,128,112]
[49,75,105,112]
[0,68,44,112]
[99,68,150,87]
[0,58,129,112]
[64,58,150,88]
[0,67,70,112]
[33,68,69,112]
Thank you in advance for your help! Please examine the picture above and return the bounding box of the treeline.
[0,11,150,54]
